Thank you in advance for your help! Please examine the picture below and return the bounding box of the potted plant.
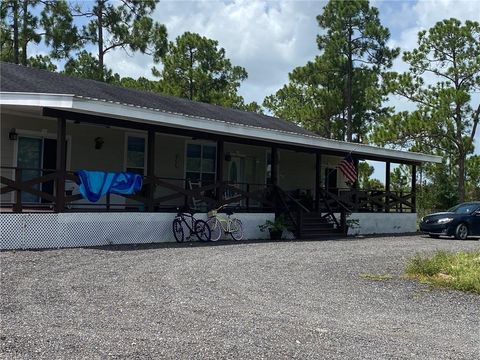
[259,214,288,240]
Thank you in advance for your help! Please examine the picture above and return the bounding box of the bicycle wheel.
[195,219,211,242]
[207,217,222,242]
[172,218,185,243]
[230,218,244,241]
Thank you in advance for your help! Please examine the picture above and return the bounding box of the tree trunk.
[458,153,465,203]
[21,0,28,65]
[13,0,19,64]
[452,51,465,202]
[346,24,353,142]
[188,48,194,100]
[97,0,104,81]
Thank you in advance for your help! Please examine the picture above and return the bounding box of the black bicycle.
[172,208,211,243]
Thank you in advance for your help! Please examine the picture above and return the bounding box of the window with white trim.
[185,143,216,185]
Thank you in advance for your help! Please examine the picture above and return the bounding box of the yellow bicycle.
[207,205,244,241]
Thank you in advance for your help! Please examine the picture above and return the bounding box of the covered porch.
[2,106,421,238]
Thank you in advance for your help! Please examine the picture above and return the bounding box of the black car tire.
[429,234,440,238]
[454,223,469,240]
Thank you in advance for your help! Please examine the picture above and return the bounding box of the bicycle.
[172,208,211,243]
[206,205,244,241]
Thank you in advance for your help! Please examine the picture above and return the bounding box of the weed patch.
[406,250,480,294]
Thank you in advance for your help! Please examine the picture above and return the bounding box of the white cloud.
[106,0,324,104]
[103,0,479,153]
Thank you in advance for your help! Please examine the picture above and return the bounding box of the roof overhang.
[0,91,442,164]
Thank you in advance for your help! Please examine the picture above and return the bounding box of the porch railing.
[1,167,415,214]
[0,166,276,213]
[320,187,415,213]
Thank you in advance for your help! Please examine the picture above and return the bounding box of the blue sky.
[30,0,480,179]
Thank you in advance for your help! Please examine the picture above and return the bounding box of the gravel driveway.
[1,235,479,359]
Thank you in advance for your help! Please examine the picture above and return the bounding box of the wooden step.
[301,222,335,230]
[299,228,345,239]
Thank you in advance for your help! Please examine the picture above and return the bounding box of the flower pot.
[269,229,283,240]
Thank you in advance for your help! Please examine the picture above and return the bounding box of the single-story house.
[0,62,441,249]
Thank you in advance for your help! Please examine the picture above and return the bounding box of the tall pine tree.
[373,19,480,202]
[265,0,398,142]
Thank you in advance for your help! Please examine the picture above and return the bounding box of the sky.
[105,0,479,157]
[32,0,480,179]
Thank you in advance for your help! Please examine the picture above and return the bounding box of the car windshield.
[448,204,479,214]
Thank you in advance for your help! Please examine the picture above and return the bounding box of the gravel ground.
[1,235,479,359]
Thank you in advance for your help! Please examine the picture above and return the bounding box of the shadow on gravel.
[77,233,429,252]
[418,235,480,241]
[90,236,350,252]
[3,233,439,253]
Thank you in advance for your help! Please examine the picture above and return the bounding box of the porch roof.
[0,62,441,164]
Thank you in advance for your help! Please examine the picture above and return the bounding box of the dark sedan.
[419,202,480,240]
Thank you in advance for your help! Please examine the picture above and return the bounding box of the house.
[0,62,441,249]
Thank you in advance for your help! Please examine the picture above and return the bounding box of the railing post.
[55,117,66,212]
[400,190,403,213]
[147,129,156,212]
[271,145,278,186]
[315,152,321,212]
[340,211,347,235]
[385,161,391,213]
[216,139,224,204]
[13,168,22,213]
[353,157,359,212]
[411,164,417,213]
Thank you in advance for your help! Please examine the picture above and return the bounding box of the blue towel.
[75,170,143,203]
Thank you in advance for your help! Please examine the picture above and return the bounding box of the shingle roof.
[0,61,315,136]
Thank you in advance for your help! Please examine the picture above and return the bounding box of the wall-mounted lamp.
[8,128,18,140]
[225,153,232,162]
[94,136,104,149]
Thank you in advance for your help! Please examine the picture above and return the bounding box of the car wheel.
[454,223,468,240]
[429,234,440,239]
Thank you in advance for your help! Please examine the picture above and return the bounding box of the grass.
[359,273,394,281]
[406,250,480,294]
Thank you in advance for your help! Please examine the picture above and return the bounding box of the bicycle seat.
[224,209,234,216]
[177,206,194,216]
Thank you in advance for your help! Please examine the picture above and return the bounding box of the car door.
[470,207,480,235]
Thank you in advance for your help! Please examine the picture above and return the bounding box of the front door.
[325,168,338,193]
[16,136,60,203]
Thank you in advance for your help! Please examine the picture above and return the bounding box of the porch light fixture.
[94,136,104,149]
[8,128,18,140]
[225,153,232,162]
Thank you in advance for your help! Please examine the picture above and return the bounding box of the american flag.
[338,154,357,185]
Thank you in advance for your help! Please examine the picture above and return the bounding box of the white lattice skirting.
[0,212,274,250]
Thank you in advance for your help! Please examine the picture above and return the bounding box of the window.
[17,136,42,203]
[126,135,146,175]
[185,143,216,185]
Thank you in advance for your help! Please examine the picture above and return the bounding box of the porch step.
[300,228,345,239]
[297,211,345,239]
[301,222,335,230]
